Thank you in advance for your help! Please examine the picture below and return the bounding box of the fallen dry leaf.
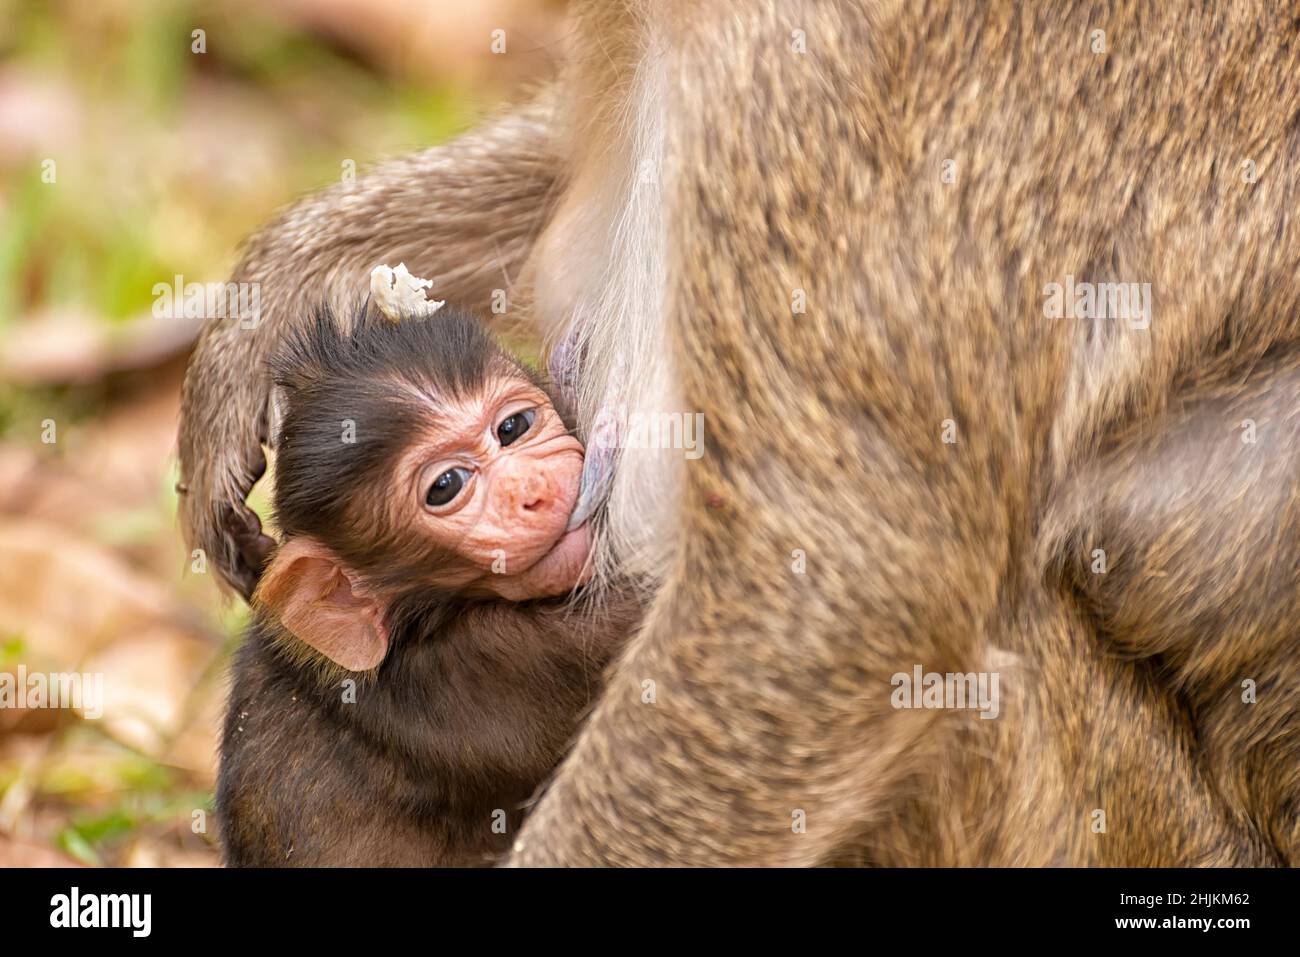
[0,517,220,759]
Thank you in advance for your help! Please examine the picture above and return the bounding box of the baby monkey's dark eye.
[497,408,536,447]
[425,467,470,507]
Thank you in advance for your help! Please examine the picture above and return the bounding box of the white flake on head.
[369,263,446,321]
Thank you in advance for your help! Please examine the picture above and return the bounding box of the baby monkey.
[217,302,637,866]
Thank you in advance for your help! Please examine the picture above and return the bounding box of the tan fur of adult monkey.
[180,2,1300,865]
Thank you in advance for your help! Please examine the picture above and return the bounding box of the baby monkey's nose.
[519,473,549,512]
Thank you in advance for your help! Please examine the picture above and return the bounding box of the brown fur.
[184,1,1300,866]
[512,0,1300,866]
[220,594,638,866]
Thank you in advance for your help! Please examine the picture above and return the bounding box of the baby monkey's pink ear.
[255,537,389,672]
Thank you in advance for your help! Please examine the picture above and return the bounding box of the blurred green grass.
[0,0,484,332]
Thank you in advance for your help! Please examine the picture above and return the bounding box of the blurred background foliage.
[0,0,561,866]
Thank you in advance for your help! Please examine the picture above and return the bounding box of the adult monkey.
[180,1,1300,866]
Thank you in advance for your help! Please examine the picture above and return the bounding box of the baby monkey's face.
[397,375,591,600]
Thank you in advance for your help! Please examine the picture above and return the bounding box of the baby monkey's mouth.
[531,485,595,584]
[483,448,592,601]
[498,521,593,600]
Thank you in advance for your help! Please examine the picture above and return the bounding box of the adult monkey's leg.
[178,97,560,598]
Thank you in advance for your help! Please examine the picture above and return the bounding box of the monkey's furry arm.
[178,96,560,598]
